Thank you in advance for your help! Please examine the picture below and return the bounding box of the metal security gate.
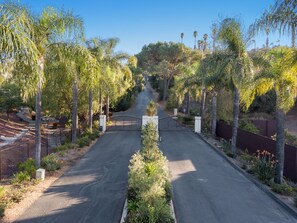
[158,116,189,132]
[107,115,142,131]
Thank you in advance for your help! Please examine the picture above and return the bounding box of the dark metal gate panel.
[158,116,189,132]
[107,115,142,131]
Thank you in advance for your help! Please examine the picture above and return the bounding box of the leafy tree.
[0,82,23,120]
[137,42,201,101]
[146,100,157,116]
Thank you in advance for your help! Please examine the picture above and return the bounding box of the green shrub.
[239,119,259,134]
[17,158,36,178]
[141,122,159,150]
[146,100,157,116]
[93,120,99,129]
[0,202,6,217]
[12,171,31,184]
[253,150,276,182]
[77,136,91,148]
[53,144,68,152]
[271,182,294,195]
[41,154,61,171]
[0,186,5,198]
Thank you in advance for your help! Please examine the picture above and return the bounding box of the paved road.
[15,87,152,223]
[16,84,297,223]
[158,108,297,223]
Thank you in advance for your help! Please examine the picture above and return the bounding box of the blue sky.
[20,0,290,55]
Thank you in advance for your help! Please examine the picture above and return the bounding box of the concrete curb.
[196,132,297,219]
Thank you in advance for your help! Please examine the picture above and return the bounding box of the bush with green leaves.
[238,119,259,134]
[41,154,61,171]
[146,100,157,116]
[17,158,36,178]
[54,143,78,152]
[126,123,173,223]
[141,122,159,150]
[11,171,31,184]
[271,181,294,195]
[77,136,91,148]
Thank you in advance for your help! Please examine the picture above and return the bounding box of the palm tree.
[251,9,272,49]
[180,33,184,43]
[33,8,83,166]
[211,23,218,52]
[217,18,253,154]
[272,0,297,48]
[243,47,297,183]
[193,31,198,49]
[203,34,208,52]
[0,2,39,98]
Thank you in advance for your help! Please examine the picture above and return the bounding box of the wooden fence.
[216,121,297,182]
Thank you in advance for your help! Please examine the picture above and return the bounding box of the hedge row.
[126,122,174,223]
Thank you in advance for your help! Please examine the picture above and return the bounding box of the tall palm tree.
[180,33,184,43]
[0,2,38,98]
[193,31,198,49]
[272,0,297,48]
[243,47,297,183]
[211,23,218,52]
[251,9,272,49]
[203,34,208,52]
[33,8,83,166]
[217,18,253,154]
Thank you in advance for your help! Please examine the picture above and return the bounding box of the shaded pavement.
[15,87,152,223]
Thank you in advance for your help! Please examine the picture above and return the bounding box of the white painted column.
[142,116,158,130]
[36,168,45,181]
[195,116,201,133]
[173,108,178,116]
[99,115,106,132]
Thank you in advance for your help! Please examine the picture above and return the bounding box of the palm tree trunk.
[99,89,103,115]
[275,105,285,184]
[186,92,190,115]
[266,31,269,49]
[200,83,206,129]
[231,87,240,153]
[35,57,44,168]
[106,94,109,122]
[88,89,93,131]
[72,77,78,144]
[211,91,217,137]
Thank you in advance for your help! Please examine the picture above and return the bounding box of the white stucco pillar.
[173,108,178,116]
[99,115,106,132]
[195,116,201,133]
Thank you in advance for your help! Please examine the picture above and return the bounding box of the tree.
[0,2,39,99]
[180,33,184,43]
[137,42,200,101]
[203,34,208,52]
[251,9,272,49]
[217,18,254,154]
[193,31,198,49]
[243,47,297,183]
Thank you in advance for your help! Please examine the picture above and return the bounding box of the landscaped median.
[0,128,100,220]
[123,122,175,223]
